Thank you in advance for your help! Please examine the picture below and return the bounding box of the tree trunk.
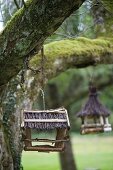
[59,139,77,170]
[0,80,22,170]
[47,83,77,170]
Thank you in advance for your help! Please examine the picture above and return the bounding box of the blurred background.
[1,0,113,170]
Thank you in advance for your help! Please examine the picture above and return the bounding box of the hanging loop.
[89,71,95,84]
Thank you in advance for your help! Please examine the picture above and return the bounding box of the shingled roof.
[21,107,70,130]
[77,84,111,118]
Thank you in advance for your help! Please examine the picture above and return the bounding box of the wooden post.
[20,110,24,127]
[84,116,87,125]
[55,128,67,149]
[81,118,84,125]
[105,117,109,125]
[24,128,32,147]
[100,116,104,125]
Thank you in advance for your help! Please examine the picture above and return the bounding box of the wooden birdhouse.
[21,107,70,152]
[77,83,112,134]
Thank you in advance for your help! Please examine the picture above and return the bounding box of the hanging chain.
[90,72,94,83]
[40,47,45,88]
[40,46,46,110]
[89,67,95,85]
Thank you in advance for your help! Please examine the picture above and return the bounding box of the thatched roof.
[21,107,70,130]
[77,84,111,118]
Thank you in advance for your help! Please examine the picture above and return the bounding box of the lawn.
[22,133,113,170]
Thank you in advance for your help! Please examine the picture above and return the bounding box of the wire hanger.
[39,46,46,110]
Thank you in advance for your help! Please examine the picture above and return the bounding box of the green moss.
[4,0,33,33]
[5,8,24,31]
[30,37,113,70]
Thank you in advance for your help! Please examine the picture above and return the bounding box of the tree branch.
[30,37,113,79]
[0,0,85,87]
[14,0,20,9]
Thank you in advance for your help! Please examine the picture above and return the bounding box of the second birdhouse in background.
[77,82,112,134]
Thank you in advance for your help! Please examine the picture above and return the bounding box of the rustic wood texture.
[55,128,67,148]
[24,108,66,113]
[77,83,111,118]
[24,119,67,123]
[81,124,104,128]
[23,107,70,130]
[24,128,32,147]
[81,127,104,134]
[24,145,63,152]
[24,138,69,143]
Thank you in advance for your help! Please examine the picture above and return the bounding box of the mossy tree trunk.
[0,0,86,169]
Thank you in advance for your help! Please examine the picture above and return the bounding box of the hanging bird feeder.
[77,82,112,134]
[21,107,70,152]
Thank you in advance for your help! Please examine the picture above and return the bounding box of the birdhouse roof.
[77,84,111,118]
[21,107,70,130]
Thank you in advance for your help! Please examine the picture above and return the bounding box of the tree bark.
[59,139,77,170]
[47,83,77,170]
[0,0,85,87]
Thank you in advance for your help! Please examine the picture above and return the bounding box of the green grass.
[22,133,113,170]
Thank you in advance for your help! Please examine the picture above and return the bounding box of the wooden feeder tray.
[21,107,70,152]
[81,124,104,134]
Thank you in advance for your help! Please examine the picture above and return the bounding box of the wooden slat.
[24,138,69,143]
[21,110,24,127]
[23,108,66,114]
[55,128,67,148]
[65,109,70,128]
[24,146,64,152]
[81,124,103,128]
[81,127,104,135]
[24,129,32,147]
[24,119,67,123]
